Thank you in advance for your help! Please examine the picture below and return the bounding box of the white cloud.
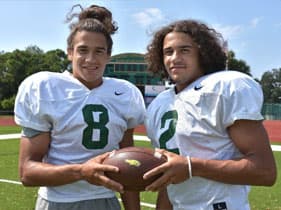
[132,8,164,28]
[250,17,263,28]
[212,24,243,40]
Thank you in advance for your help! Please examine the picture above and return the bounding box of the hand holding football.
[103,147,166,191]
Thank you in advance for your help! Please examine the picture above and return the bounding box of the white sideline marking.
[118,198,156,208]
[1,134,281,152]
[0,134,149,141]
[271,145,281,151]
[134,135,150,141]
[0,179,156,209]
[140,201,156,208]
[0,133,21,140]
[0,179,21,185]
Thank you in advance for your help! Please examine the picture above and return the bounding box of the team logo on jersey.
[114,91,124,95]
[194,84,203,91]
[213,202,227,210]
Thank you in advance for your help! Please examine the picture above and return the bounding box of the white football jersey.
[15,70,146,202]
[145,71,264,210]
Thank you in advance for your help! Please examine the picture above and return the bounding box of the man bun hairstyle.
[77,5,118,35]
[66,4,118,55]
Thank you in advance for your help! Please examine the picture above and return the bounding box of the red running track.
[262,120,281,143]
[1,117,280,143]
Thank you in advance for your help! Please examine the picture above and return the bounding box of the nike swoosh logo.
[114,91,124,95]
[194,85,203,91]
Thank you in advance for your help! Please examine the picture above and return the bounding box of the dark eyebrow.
[77,45,87,48]
[96,47,107,51]
[163,44,193,52]
[178,44,193,49]
[76,45,107,52]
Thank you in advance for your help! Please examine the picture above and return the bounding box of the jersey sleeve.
[14,75,52,132]
[126,86,146,129]
[222,75,264,127]
[144,104,158,148]
[144,91,172,148]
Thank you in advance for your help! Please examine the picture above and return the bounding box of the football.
[103,146,167,191]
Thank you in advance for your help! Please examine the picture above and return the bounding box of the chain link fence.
[262,103,281,120]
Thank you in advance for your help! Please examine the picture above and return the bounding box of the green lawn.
[249,152,281,209]
[0,125,21,134]
[0,129,280,210]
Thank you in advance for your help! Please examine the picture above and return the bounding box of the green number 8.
[82,104,109,149]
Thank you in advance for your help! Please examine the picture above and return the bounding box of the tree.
[0,50,31,101]
[43,49,69,72]
[26,45,44,54]
[227,50,251,76]
[260,68,281,103]
[0,46,69,110]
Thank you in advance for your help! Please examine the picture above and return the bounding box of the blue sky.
[1,0,281,79]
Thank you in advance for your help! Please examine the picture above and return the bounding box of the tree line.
[0,45,280,111]
[0,46,69,112]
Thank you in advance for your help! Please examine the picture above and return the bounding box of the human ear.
[67,48,73,61]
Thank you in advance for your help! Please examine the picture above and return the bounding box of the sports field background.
[0,116,281,209]
[2,116,281,143]
[0,116,281,143]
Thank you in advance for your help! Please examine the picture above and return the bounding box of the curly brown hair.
[145,19,227,79]
[65,4,118,55]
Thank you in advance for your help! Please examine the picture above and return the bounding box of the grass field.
[0,126,21,134]
[0,126,281,210]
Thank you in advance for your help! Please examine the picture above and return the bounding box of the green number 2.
[82,104,109,149]
[159,110,179,154]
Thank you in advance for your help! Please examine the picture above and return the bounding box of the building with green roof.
[105,53,164,95]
